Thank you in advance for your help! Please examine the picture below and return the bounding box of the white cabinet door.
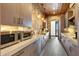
[62,36,66,46]
[1,4,18,25]
[19,4,32,27]
[36,37,42,55]
[64,39,71,54]
[0,4,1,25]
[41,35,45,50]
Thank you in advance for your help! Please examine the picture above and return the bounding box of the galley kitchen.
[0,3,79,56]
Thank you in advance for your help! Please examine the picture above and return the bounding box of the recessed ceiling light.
[52,3,58,10]
[52,3,62,11]
[37,14,41,18]
[43,20,46,22]
[42,18,44,21]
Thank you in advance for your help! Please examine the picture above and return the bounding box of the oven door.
[22,32,32,41]
[1,34,18,49]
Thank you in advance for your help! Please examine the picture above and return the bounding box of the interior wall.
[32,4,44,34]
[46,16,60,38]
[47,16,60,32]
[60,14,65,32]
[0,4,1,31]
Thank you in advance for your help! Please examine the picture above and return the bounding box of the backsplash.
[68,25,76,34]
[0,25,32,32]
[64,25,76,36]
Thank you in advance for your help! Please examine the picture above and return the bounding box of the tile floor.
[40,37,67,56]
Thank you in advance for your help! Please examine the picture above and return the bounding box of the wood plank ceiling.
[33,3,70,16]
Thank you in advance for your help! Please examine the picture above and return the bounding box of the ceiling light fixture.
[37,14,41,18]
[42,18,44,21]
[52,3,62,11]
[52,3,59,10]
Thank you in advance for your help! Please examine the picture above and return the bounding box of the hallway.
[40,37,67,56]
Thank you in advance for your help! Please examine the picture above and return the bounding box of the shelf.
[68,16,75,20]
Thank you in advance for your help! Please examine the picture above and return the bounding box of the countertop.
[61,32,78,46]
[0,34,42,56]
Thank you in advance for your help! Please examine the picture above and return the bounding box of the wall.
[0,4,1,45]
[47,16,60,32]
[0,4,1,31]
[32,4,44,34]
[60,14,65,32]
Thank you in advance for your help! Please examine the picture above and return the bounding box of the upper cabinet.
[0,4,1,25]
[19,4,32,27]
[1,3,32,27]
[68,4,75,20]
[1,4,18,25]
[66,4,76,27]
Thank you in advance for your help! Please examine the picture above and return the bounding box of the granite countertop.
[61,32,78,46]
[0,34,41,56]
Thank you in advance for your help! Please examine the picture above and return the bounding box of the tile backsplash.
[0,25,32,32]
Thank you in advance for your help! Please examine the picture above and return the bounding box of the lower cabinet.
[27,42,37,56]
[41,36,45,50]
[13,40,39,56]
[61,34,78,56]
[13,32,49,56]
[13,48,28,56]
[41,32,49,50]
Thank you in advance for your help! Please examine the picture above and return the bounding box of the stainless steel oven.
[22,31,32,41]
[0,32,20,49]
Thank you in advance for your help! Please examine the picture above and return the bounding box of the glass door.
[55,21,59,37]
[51,21,56,36]
[51,20,59,37]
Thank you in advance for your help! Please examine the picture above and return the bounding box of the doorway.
[51,20,59,37]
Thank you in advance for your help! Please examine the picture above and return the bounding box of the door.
[51,21,56,36]
[55,21,59,36]
[51,20,59,37]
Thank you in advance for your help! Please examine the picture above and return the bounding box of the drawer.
[13,49,25,56]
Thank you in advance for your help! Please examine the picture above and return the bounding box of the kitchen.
[0,3,79,56]
[0,3,49,56]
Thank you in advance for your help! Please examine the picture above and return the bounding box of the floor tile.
[40,37,67,56]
